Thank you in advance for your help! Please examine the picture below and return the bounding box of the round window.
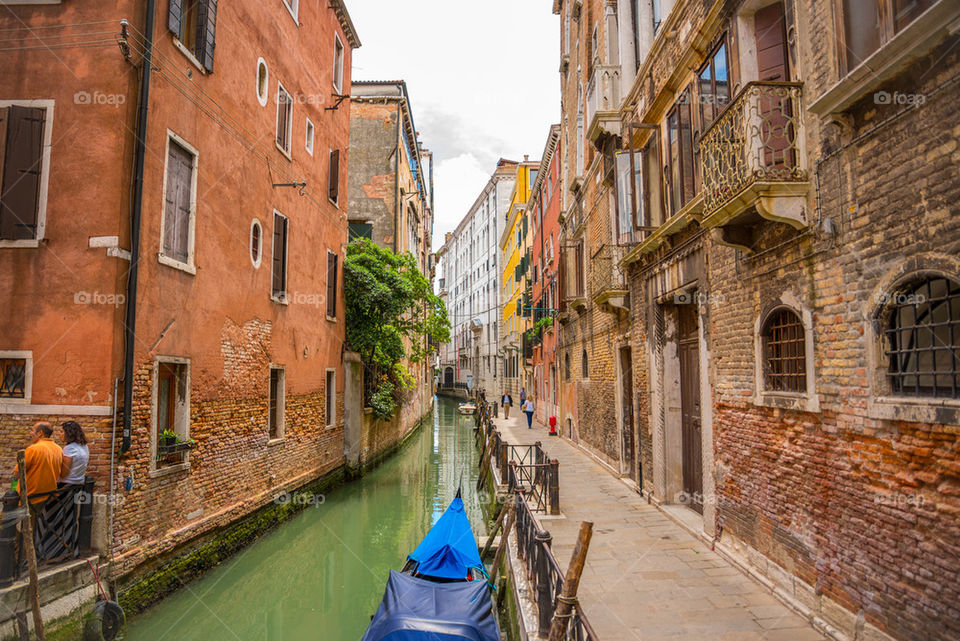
[256,58,269,106]
[250,219,263,267]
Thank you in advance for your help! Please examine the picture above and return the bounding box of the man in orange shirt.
[12,422,63,504]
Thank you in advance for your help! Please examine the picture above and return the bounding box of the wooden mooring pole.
[480,499,509,559]
[548,520,593,641]
[488,499,515,582]
[16,450,45,641]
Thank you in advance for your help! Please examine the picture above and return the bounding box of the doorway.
[678,304,703,513]
[619,346,636,481]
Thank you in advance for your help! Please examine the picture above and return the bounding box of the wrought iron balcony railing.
[586,64,622,142]
[588,244,628,311]
[700,81,807,219]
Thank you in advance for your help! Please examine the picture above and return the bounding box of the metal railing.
[585,64,621,134]
[699,81,807,217]
[515,493,600,640]
[587,243,627,299]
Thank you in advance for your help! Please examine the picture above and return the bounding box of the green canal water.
[123,396,487,641]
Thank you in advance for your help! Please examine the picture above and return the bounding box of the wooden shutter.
[197,0,218,72]
[168,0,183,36]
[755,2,788,81]
[163,141,193,262]
[1,106,45,241]
[272,214,288,297]
[328,149,340,202]
[326,252,338,317]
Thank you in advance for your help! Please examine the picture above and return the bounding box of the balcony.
[699,82,809,251]
[585,64,621,144]
[588,244,628,313]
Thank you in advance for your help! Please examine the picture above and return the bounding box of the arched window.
[582,349,589,379]
[249,219,262,268]
[882,276,960,398]
[564,353,571,381]
[762,308,805,392]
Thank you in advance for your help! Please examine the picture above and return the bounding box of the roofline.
[528,124,561,208]
[330,0,361,48]
[552,0,562,15]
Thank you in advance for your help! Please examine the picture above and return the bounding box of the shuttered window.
[276,85,292,153]
[0,106,45,241]
[328,149,340,203]
[162,139,195,264]
[168,0,218,72]
[667,87,696,214]
[271,212,288,300]
[326,251,338,318]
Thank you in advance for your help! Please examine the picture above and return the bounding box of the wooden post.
[549,459,561,516]
[476,432,495,490]
[488,500,515,582]
[548,520,593,641]
[16,450,45,641]
[481,499,509,559]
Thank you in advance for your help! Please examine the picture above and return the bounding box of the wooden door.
[620,347,636,481]
[678,304,703,513]
[754,2,795,171]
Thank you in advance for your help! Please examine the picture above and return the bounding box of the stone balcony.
[585,64,621,144]
[699,81,810,252]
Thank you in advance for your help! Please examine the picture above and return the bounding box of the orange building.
[0,0,359,588]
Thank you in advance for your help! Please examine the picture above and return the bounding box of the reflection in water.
[124,397,484,641]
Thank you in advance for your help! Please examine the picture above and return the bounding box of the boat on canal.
[457,402,477,415]
[361,489,499,641]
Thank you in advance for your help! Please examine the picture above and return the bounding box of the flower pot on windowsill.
[156,440,194,463]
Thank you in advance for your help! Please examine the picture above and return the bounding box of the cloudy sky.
[348,0,560,247]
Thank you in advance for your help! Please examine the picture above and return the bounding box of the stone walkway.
[493,411,826,641]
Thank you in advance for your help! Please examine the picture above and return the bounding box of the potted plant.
[157,430,196,462]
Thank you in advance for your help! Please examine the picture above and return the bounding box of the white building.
[437,159,518,396]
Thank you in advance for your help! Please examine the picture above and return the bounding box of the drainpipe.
[120,0,156,454]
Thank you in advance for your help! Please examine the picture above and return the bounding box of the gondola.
[457,402,477,415]
[361,489,500,641]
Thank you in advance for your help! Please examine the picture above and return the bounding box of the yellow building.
[499,159,539,396]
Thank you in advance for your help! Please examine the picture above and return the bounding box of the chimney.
[524,154,529,162]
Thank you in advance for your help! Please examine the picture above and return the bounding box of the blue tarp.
[360,570,500,641]
[406,496,483,580]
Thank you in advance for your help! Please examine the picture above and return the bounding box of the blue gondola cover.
[406,496,483,580]
[360,570,500,641]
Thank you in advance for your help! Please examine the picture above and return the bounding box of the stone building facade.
[561,0,960,639]
[346,80,435,436]
[0,0,360,584]
[436,159,517,395]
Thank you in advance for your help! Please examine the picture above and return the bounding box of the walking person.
[523,396,536,429]
[520,387,526,406]
[501,391,513,419]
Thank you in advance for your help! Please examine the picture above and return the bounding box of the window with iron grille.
[763,308,806,392]
[883,276,960,399]
[0,358,26,398]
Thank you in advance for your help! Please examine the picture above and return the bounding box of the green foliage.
[525,315,554,341]
[344,239,450,418]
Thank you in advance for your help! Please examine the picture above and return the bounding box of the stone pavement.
[493,410,827,641]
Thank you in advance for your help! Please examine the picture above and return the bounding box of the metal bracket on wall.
[325,94,349,111]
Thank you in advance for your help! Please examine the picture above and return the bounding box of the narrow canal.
[124,396,486,641]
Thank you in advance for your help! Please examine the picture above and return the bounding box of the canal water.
[123,396,486,641]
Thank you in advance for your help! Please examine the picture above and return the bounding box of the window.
[882,276,960,398]
[268,366,285,440]
[160,135,197,272]
[153,358,189,469]
[529,169,538,189]
[582,349,589,378]
[283,0,299,22]
[0,104,49,244]
[615,150,642,242]
[326,250,338,319]
[276,83,292,155]
[328,149,340,204]
[698,41,729,127]
[250,218,262,268]
[653,0,662,33]
[564,353,571,381]
[167,0,217,72]
[305,118,314,155]
[325,369,336,427]
[0,353,29,400]
[333,34,345,94]
[256,58,269,106]
[271,211,288,301]
[348,221,372,241]
[763,308,806,393]
[666,87,696,214]
[837,0,933,75]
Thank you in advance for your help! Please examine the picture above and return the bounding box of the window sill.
[0,238,40,248]
[275,141,293,161]
[150,462,190,478]
[267,437,285,446]
[325,315,337,323]
[867,395,960,425]
[325,424,337,431]
[172,38,205,74]
[753,391,820,413]
[282,1,299,25]
[271,294,290,305]
[158,253,196,275]
[809,1,960,116]
[328,197,339,208]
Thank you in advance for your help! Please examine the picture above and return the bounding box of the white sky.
[347,0,561,248]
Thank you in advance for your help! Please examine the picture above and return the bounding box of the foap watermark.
[874,491,925,508]
[273,491,325,508]
[875,291,926,306]
[74,291,125,308]
[290,292,325,308]
[873,90,925,107]
[75,493,125,507]
[74,90,126,107]
[674,291,726,306]
[291,93,326,106]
